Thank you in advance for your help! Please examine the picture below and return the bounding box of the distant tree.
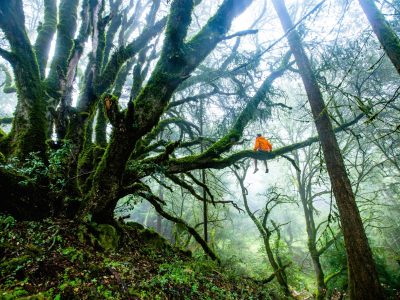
[233,164,292,297]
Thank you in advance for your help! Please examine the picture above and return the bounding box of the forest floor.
[0,215,282,299]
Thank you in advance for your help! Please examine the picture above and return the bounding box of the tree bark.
[358,0,400,75]
[271,0,384,299]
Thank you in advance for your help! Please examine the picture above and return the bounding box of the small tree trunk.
[235,170,290,296]
[310,244,326,300]
[199,96,208,243]
[295,155,327,299]
[262,235,290,295]
[272,0,384,299]
[156,175,164,233]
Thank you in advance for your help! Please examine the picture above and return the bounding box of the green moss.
[0,255,30,274]
[77,144,105,194]
[1,8,48,159]
[163,0,193,63]
[95,224,119,252]
[34,0,57,78]
[139,227,170,250]
[112,59,135,97]
[95,100,107,147]
[102,6,122,71]
[0,287,29,299]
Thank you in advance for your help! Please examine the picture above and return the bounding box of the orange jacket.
[254,136,272,151]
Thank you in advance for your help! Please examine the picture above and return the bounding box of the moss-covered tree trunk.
[272,0,384,299]
[0,0,47,158]
[358,0,400,75]
[34,0,57,79]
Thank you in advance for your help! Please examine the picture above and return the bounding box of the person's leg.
[264,160,269,173]
[254,159,259,173]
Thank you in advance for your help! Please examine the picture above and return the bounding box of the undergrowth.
[0,215,278,299]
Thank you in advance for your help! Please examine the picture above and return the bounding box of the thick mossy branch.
[112,58,135,97]
[93,1,108,78]
[137,190,220,262]
[46,0,80,99]
[102,0,123,71]
[162,0,194,57]
[358,0,400,75]
[56,0,91,127]
[95,100,108,147]
[34,0,57,78]
[184,0,253,71]
[166,113,364,174]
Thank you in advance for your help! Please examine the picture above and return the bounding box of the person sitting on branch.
[253,133,272,173]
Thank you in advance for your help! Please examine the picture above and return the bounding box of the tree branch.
[0,48,16,65]
[137,190,220,262]
[222,29,258,40]
[34,0,57,78]
[166,113,365,174]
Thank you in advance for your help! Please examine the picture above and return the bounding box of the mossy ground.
[0,215,275,299]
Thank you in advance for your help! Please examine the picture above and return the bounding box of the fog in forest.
[0,0,399,299]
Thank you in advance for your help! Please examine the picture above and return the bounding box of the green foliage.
[47,141,72,192]
[373,247,400,297]
[0,287,29,299]
[61,246,84,263]
[1,152,47,186]
[322,240,348,297]
[0,214,16,230]
[0,142,72,191]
